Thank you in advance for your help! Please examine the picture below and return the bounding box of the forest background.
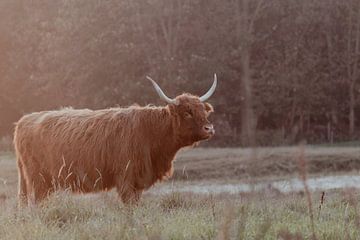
[1,0,359,147]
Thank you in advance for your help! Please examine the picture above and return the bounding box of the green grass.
[0,190,359,239]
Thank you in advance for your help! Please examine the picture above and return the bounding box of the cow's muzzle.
[203,124,215,136]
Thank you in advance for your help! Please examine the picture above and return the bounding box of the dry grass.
[1,147,360,239]
[0,191,358,239]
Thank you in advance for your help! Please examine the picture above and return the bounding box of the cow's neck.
[149,106,182,180]
[158,107,181,150]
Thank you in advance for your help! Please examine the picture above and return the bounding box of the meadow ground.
[0,147,360,239]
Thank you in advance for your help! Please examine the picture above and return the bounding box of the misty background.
[0,0,359,147]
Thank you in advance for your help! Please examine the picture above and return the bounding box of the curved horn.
[199,74,217,102]
[146,76,177,104]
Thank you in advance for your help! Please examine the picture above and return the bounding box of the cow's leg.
[17,159,27,207]
[117,183,142,205]
[33,173,54,204]
[126,189,142,204]
[24,169,54,206]
[120,189,143,205]
[25,177,36,207]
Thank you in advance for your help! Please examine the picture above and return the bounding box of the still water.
[150,175,360,194]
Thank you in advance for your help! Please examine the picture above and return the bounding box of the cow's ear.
[204,102,214,113]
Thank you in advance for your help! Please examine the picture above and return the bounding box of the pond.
[150,175,360,194]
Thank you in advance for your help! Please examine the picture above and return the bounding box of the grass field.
[0,190,359,239]
[1,147,360,239]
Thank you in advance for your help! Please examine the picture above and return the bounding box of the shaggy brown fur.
[14,94,214,206]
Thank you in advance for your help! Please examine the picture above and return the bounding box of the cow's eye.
[184,111,192,118]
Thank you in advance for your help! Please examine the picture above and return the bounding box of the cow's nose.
[203,124,215,134]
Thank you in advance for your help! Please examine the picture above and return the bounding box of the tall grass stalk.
[297,145,317,240]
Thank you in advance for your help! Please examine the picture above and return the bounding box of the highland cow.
[14,75,217,206]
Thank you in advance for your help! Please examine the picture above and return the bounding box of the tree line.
[0,0,359,146]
